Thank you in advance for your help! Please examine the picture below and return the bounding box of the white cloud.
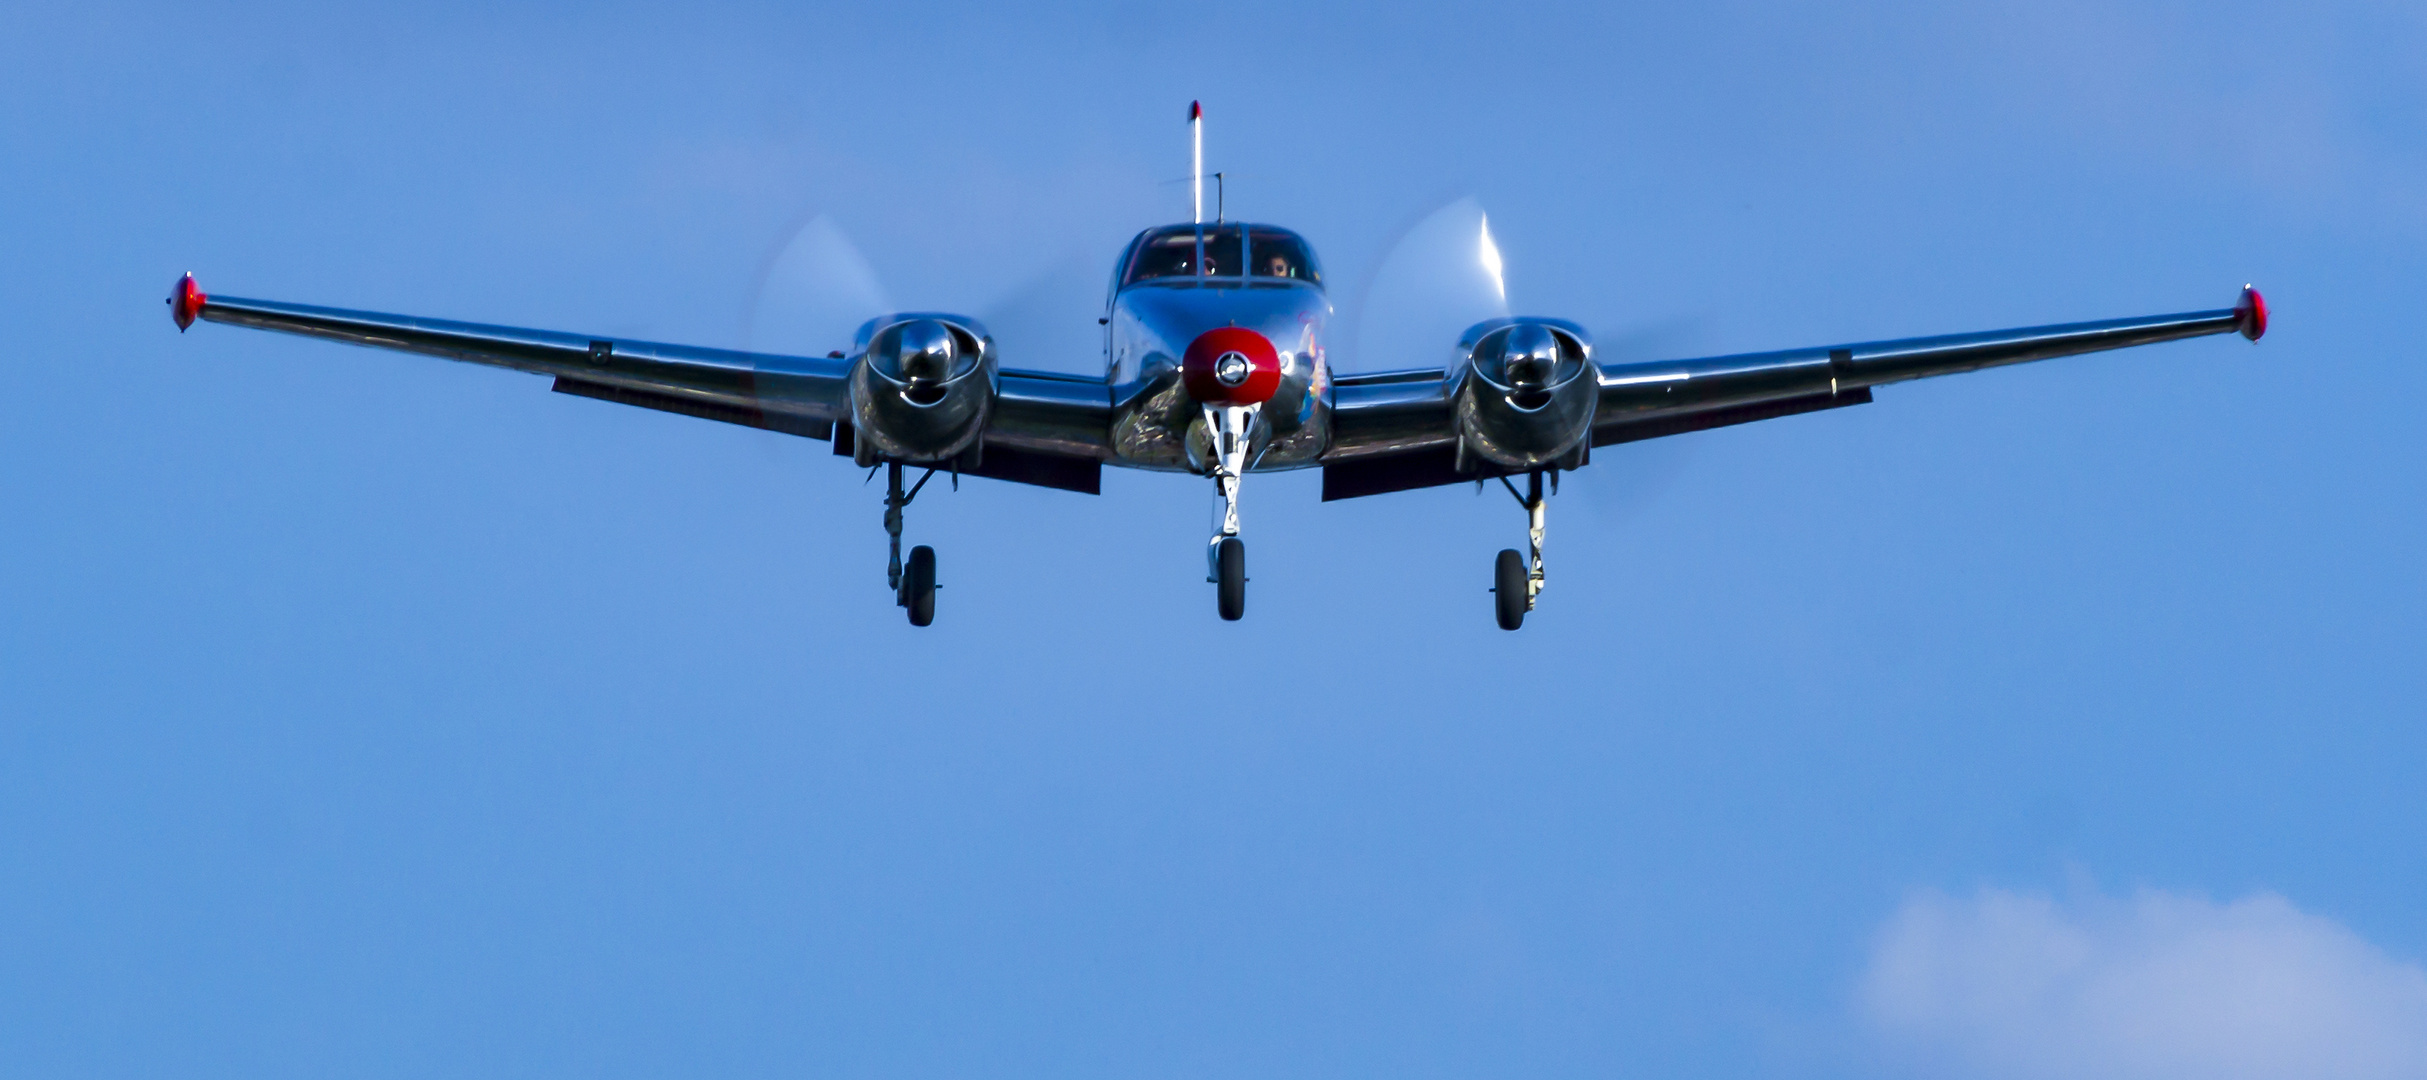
[1860,885,2427,1080]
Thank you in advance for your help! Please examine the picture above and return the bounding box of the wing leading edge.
[1321,288,2265,500]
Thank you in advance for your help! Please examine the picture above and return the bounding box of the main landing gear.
[1205,402,1256,621]
[882,461,940,626]
[1491,470,1552,631]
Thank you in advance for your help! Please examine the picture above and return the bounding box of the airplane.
[167,102,2267,630]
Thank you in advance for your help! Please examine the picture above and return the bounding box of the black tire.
[1216,537,1246,621]
[1494,548,1527,631]
[904,545,937,627]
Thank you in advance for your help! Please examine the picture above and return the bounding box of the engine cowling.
[1452,318,1597,471]
[848,315,996,465]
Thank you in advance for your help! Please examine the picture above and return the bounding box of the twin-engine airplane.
[169,103,2266,629]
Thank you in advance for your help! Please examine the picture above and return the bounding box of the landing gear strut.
[884,461,940,626]
[1204,403,1257,621]
[1492,470,1551,631]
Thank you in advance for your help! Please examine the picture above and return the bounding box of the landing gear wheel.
[1216,538,1246,621]
[1493,548,1527,631]
[904,545,936,627]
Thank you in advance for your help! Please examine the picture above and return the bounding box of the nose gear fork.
[1203,403,1258,620]
[1207,466,1243,578]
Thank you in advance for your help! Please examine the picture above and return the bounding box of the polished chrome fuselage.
[1104,277,1331,473]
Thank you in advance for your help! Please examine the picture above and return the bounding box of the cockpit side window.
[1248,228,1321,286]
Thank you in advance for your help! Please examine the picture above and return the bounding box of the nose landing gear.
[883,461,941,626]
[1204,403,1258,621]
[1214,536,1246,621]
[1491,470,1551,631]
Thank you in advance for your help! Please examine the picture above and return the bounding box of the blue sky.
[4,2,2424,1076]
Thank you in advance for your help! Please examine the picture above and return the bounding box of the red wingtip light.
[1189,100,1201,122]
[2236,285,2267,341]
[169,273,206,331]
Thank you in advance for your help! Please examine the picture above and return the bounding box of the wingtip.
[169,272,205,332]
[2236,284,2267,341]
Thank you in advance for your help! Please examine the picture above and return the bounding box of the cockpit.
[1120,224,1323,289]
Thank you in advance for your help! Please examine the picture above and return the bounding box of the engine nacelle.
[1451,317,1597,472]
[848,314,996,466]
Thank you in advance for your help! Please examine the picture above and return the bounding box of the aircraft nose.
[1182,328,1281,405]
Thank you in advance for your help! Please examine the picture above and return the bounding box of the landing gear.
[903,545,936,626]
[1494,549,1527,630]
[883,462,941,626]
[1204,402,1259,622]
[1490,470,1551,631]
[1215,537,1246,621]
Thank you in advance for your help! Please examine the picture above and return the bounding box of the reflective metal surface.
[195,292,853,429]
[1452,317,1597,471]
[1104,226,1332,473]
[1590,304,2250,444]
[985,370,1111,460]
[1324,368,1460,463]
[848,314,994,465]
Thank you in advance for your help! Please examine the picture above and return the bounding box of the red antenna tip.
[1189,100,1201,122]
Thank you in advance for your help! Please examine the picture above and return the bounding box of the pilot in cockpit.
[1121,224,1321,287]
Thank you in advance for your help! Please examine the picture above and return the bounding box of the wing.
[1590,291,2262,447]
[169,276,1115,491]
[178,279,851,436]
[1321,288,2265,499]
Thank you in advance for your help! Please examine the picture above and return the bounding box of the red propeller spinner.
[1182,327,1281,405]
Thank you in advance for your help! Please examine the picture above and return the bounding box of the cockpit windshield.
[1122,224,1322,288]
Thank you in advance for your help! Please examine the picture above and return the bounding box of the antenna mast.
[1190,100,1203,224]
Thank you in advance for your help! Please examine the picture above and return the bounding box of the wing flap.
[1592,387,1869,448]
[832,423,1100,495]
[1321,446,1467,500]
[964,445,1101,494]
[1321,388,1874,501]
[550,377,835,439]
